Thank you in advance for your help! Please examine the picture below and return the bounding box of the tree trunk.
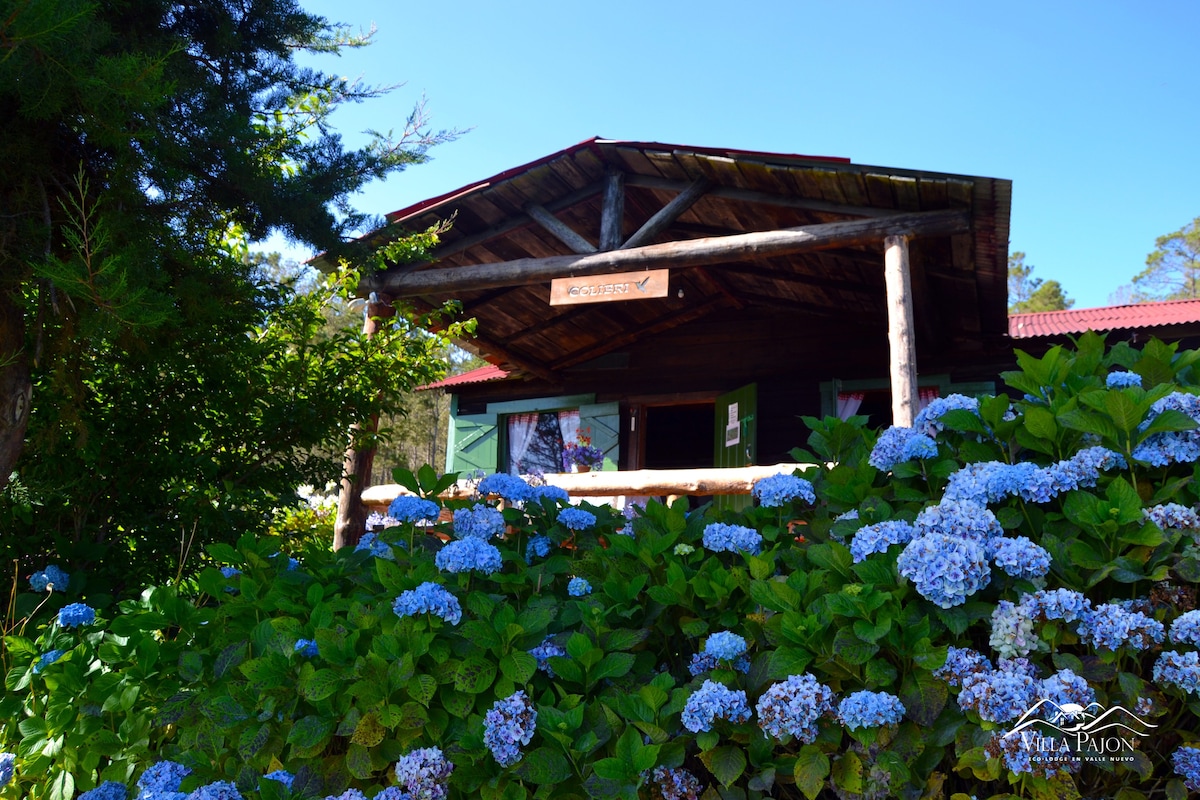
[332,294,395,550]
[0,289,31,490]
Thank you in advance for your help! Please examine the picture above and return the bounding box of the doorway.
[642,404,716,470]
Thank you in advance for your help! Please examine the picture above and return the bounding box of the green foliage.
[10,338,1200,799]
[0,0,463,583]
[1008,251,1074,313]
[1133,216,1200,301]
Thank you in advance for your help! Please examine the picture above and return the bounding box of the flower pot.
[571,464,591,473]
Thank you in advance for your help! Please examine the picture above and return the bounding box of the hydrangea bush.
[6,335,1200,800]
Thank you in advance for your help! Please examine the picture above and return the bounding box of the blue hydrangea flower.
[34,649,66,674]
[567,577,592,597]
[30,564,69,592]
[374,789,409,800]
[0,753,14,788]
[849,520,916,563]
[869,426,936,471]
[756,674,835,742]
[681,680,751,733]
[557,507,596,530]
[1039,669,1095,714]
[185,781,243,800]
[942,461,1019,505]
[479,474,533,503]
[958,666,1038,723]
[1174,745,1200,791]
[1144,503,1200,530]
[1047,446,1126,491]
[319,792,366,800]
[219,566,241,579]
[137,761,191,799]
[77,782,127,800]
[388,495,442,523]
[59,602,95,628]
[933,646,992,688]
[649,767,702,800]
[915,500,1002,544]
[1171,610,1200,646]
[1107,371,1143,389]
[1154,650,1200,695]
[1134,392,1200,465]
[837,690,905,729]
[452,504,506,540]
[988,731,1076,777]
[989,600,1040,659]
[702,523,762,555]
[293,639,318,658]
[703,631,748,661]
[435,537,503,575]
[1081,603,1165,651]
[393,746,453,800]
[529,637,566,676]
[484,690,537,767]
[896,533,990,608]
[393,583,463,625]
[1025,588,1091,623]
[263,770,293,788]
[752,474,816,507]
[528,485,569,503]
[354,532,396,560]
[525,535,551,563]
[914,393,980,436]
[990,536,1051,579]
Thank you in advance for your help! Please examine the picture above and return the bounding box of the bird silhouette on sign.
[634,276,651,292]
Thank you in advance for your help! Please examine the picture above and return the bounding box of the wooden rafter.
[625,174,902,219]
[549,295,729,371]
[362,209,971,298]
[621,178,709,250]
[524,203,597,254]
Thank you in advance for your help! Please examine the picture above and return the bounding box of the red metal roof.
[1010,299,1200,338]
[384,137,850,225]
[417,364,510,390]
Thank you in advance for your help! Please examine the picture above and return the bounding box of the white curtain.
[836,392,865,420]
[918,387,939,411]
[507,413,539,475]
[558,409,581,449]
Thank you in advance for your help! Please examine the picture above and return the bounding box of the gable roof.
[361,138,1012,382]
[1010,299,1200,338]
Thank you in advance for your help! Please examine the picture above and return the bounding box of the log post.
[599,168,625,251]
[883,235,919,427]
[333,293,396,550]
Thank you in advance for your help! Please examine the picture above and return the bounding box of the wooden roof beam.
[625,174,902,219]
[599,167,625,251]
[524,203,597,254]
[362,209,970,298]
[621,178,710,250]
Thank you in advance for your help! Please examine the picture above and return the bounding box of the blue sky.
[275,0,1200,310]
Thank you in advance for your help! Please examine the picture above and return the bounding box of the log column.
[333,293,396,550]
[884,235,919,427]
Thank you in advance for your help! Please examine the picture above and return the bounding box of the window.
[507,410,580,475]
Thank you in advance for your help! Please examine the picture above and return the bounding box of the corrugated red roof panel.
[417,364,510,391]
[1010,299,1200,338]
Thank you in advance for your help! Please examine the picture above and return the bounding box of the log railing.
[359,463,806,513]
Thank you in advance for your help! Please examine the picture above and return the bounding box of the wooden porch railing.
[360,463,806,513]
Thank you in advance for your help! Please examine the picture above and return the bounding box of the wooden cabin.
[359,139,1014,479]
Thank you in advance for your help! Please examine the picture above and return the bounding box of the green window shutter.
[448,412,498,475]
[579,402,619,471]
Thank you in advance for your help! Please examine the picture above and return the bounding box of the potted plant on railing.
[562,430,604,472]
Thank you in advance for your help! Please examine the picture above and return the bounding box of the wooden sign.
[549,269,670,306]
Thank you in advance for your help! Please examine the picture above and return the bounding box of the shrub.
[6,334,1200,800]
